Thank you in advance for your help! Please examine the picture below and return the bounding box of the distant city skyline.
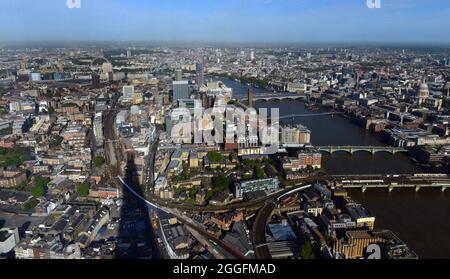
[1,0,450,44]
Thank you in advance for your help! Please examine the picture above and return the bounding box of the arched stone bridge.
[317,146,408,155]
[241,93,306,102]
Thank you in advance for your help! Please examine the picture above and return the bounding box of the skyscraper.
[175,69,182,81]
[173,80,190,101]
[196,63,204,86]
[248,88,254,108]
[102,63,113,74]
[91,74,100,88]
[123,85,135,99]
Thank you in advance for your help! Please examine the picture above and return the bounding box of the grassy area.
[207,151,224,162]
[21,198,39,212]
[0,147,31,168]
[14,181,29,192]
[77,183,90,197]
[51,135,64,147]
[93,156,106,168]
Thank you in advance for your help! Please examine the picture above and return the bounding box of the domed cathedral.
[417,81,429,105]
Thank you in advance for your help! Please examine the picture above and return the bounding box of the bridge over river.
[241,92,306,102]
[317,146,408,155]
[331,174,450,193]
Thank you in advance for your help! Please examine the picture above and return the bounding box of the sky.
[0,0,450,44]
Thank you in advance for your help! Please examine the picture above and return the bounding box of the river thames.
[209,76,450,258]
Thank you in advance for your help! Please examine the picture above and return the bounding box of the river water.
[209,76,450,258]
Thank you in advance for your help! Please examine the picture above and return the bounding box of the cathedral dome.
[419,83,429,91]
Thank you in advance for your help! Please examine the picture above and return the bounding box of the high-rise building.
[102,63,113,74]
[91,74,100,88]
[250,51,255,61]
[151,86,159,97]
[31,73,42,81]
[93,114,104,147]
[175,69,182,81]
[107,72,114,82]
[196,63,204,86]
[247,88,254,108]
[172,81,190,102]
[123,85,135,99]
[127,50,132,58]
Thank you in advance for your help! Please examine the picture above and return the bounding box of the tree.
[93,156,106,168]
[34,176,49,189]
[300,241,316,259]
[48,107,55,115]
[0,147,31,167]
[242,159,254,166]
[77,183,90,197]
[212,175,232,192]
[262,157,277,167]
[205,190,213,201]
[254,166,265,179]
[16,181,28,191]
[31,185,46,197]
[188,188,198,200]
[22,198,39,211]
[51,135,64,147]
[207,151,223,162]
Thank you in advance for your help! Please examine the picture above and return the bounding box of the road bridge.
[317,146,408,155]
[241,93,306,102]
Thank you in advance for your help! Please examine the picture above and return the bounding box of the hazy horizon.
[1,0,450,44]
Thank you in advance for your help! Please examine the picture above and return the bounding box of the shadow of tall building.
[115,154,160,259]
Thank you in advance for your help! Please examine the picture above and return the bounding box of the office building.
[234,178,279,198]
[0,228,20,255]
[248,88,254,108]
[91,74,100,88]
[175,69,182,81]
[123,85,135,99]
[102,63,113,74]
[196,63,204,86]
[31,73,42,81]
[172,80,190,102]
[334,230,385,259]
[93,114,104,147]
[297,151,322,169]
[281,125,311,145]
